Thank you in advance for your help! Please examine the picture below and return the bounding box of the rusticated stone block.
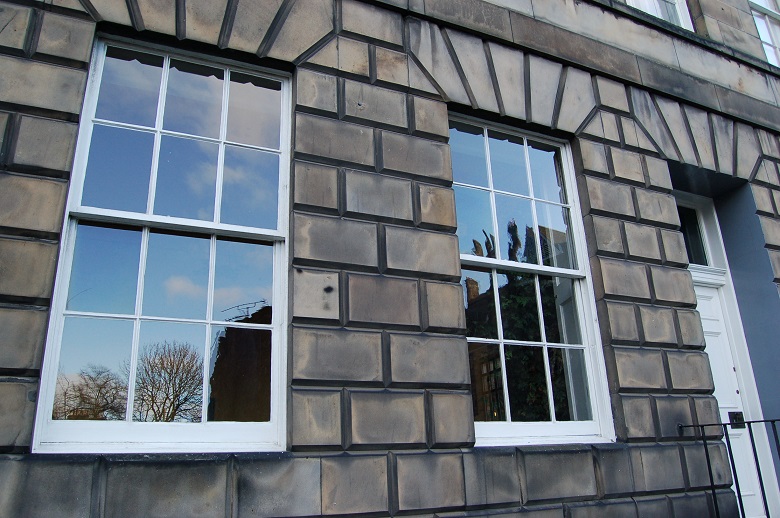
[343,80,407,129]
[295,113,375,166]
[613,394,655,440]
[691,396,722,438]
[395,452,465,511]
[634,188,680,227]
[446,29,498,112]
[489,42,525,120]
[348,274,419,327]
[0,381,35,447]
[528,55,562,128]
[183,0,227,45]
[294,213,378,268]
[290,389,342,447]
[135,0,174,35]
[668,492,709,516]
[12,116,78,172]
[389,333,469,385]
[265,0,333,63]
[610,148,645,185]
[0,4,31,50]
[682,443,732,490]
[104,460,226,518]
[337,37,370,78]
[429,391,474,446]
[633,495,670,516]
[599,301,640,344]
[601,112,620,143]
[296,69,337,114]
[649,266,696,306]
[629,444,684,492]
[566,499,637,518]
[654,396,694,438]
[411,96,448,138]
[385,226,459,278]
[584,215,624,257]
[660,229,688,267]
[518,446,597,503]
[36,12,95,62]
[751,185,775,215]
[0,457,94,516]
[349,390,426,446]
[735,123,762,180]
[292,327,382,383]
[341,0,403,45]
[422,281,466,331]
[418,184,456,229]
[624,222,661,263]
[294,161,338,210]
[574,139,609,177]
[375,47,408,86]
[556,67,596,134]
[759,215,780,248]
[425,0,518,38]
[590,257,651,302]
[593,444,634,497]
[595,77,629,112]
[0,56,86,115]
[676,309,705,348]
[579,176,635,218]
[237,457,322,516]
[769,249,780,281]
[644,156,673,192]
[345,170,413,222]
[666,350,714,393]
[0,173,67,233]
[321,455,389,515]
[463,448,521,507]
[612,347,667,391]
[380,131,452,182]
[292,268,340,321]
[226,0,282,54]
[0,237,58,299]
[0,306,47,370]
[639,305,677,346]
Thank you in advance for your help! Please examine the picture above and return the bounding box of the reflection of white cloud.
[164,276,206,300]
[227,81,281,148]
[222,162,275,205]
[165,67,223,138]
[186,159,218,196]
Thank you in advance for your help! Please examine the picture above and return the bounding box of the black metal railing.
[679,418,780,518]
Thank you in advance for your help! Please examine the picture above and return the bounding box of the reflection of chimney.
[465,277,479,305]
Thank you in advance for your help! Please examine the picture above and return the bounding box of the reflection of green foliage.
[499,274,540,342]
[549,349,570,421]
[505,346,549,421]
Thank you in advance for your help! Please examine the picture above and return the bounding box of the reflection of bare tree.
[53,364,127,420]
[132,341,203,422]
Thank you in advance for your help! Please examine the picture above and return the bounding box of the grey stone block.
[0,237,57,299]
[639,305,677,346]
[0,306,46,370]
[610,148,645,186]
[306,37,337,69]
[343,80,407,129]
[0,4,31,50]
[294,161,338,210]
[423,281,465,331]
[514,506,565,517]
[424,0,514,39]
[389,333,469,385]
[292,327,382,383]
[596,77,629,113]
[600,301,640,344]
[676,310,705,348]
[759,215,780,248]
[601,112,620,143]
[590,257,651,302]
[463,447,521,507]
[375,47,409,87]
[574,140,609,177]
[630,444,684,492]
[105,460,227,518]
[0,173,67,233]
[566,499,637,518]
[489,42,525,120]
[266,0,333,62]
[396,452,465,511]
[654,396,694,439]
[226,0,283,54]
[381,131,452,182]
[691,396,722,438]
[682,443,732,490]
[735,123,762,180]
[0,457,94,516]
[447,29,499,112]
[295,113,375,166]
[668,492,709,517]
[757,129,780,159]
[345,170,413,222]
[412,96,448,138]
[518,446,597,503]
[711,114,735,176]
[36,12,94,62]
[292,268,340,321]
[757,160,780,188]
[407,18,470,104]
[579,176,635,219]
[556,68,596,134]
[630,89,678,160]
[714,490,740,518]
[643,155,673,192]
[237,456,322,516]
[634,188,679,228]
[621,118,640,149]
[341,0,402,45]
[751,185,775,216]
[683,106,717,171]
[321,455,389,515]
[655,97,697,166]
[593,444,634,497]
[336,37,370,78]
[385,226,459,278]
[666,350,714,393]
[528,56,562,128]
[184,0,227,45]
[0,381,35,446]
[614,394,655,440]
[768,249,780,281]
[135,0,174,35]
[624,223,661,263]
[290,388,342,447]
[51,0,86,13]
[348,274,420,327]
[418,184,456,229]
[613,347,667,391]
[296,69,337,114]
[634,495,670,517]
[349,390,426,446]
[293,213,378,268]
[429,391,474,446]
[649,266,696,307]
[12,116,78,172]
[585,215,624,257]
[660,230,688,267]
[89,0,133,25]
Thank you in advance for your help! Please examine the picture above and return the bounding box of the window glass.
[678,205,708,265]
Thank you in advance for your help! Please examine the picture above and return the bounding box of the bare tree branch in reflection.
[53,364,127,420]
[131,341,203,422]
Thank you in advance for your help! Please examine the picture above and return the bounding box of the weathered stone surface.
[237,457,322,516]
[643,156,672,192]
[463,448,521,507]
[630,89,678,160]
[751,185,775,216]
[12,116,78,172]
[660,229,688,267]
[614,394,655,440]
[321,455,388,514]
[676,309,705,348]
[89,0,132,25]
[292,268,340,321]
[630,444,684,492]
[294,213,378,268]
[574,139,609,177]
[0,457,94,516]
[375,46,409,86]
[633,495,670,516]
[596,76,629,112]
[381,131,452,181]
[292,327,382,383]
[768,249,780,281]
[624,223,661,263]
[423,281,465,331]
[407,18,470,104]
[411,96,449,138]
[336,37,370,78]
[691,396,722,437]
[227,0,283,53]
[735,123,762,180]
[610,148,645,186]
[519,446,597,503]
[0,238,57,299]
[0,4,31,50]
[396,452,465,511]
[556,68,596,133]
[593,445,634,496]
[666,350,714,393]
[528,55,562,128]
[600,301,639,344]
[266,0,334,62]
[343,80,407,129]
[612,347,667,390]
[0,173,67,233]
[290,389,342,447]
[385,226,459,277]
[294,161,338,210]
[621,118,640,148]
[649,266,696,306]
[711,114,735,176]
[639,305,676,346]
[488,42,525,120]
[683,106,716,171]
[590,257,651,302]
[757,129,780,159]
[634,188,679,227]
[655,97,697,165]
[759,215,780,247]
[0,382,35,446]
[348,274,419,327]
[585,215,623,257]
[0,306,46,369]
[296,69,337,114]
[682,443,731,489]
[345,170,413,222]
[342,0,402,45]
[350,390,426,446]
[654,395,694,438]
[184,0,227,45]
[579,176,635,219]
[429,391,474,445]
[389,333,469,385]
[566,499,637,518]
[447,29,498,112]
[295,113,375,166]
[418,184,456,229]
[601,112,620,143]
[408,58,439,95]
[424,0,515,39]
[135,0,175,35]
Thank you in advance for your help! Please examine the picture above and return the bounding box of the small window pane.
[528,141,565,203]
[134,321,206,422]
[469,343,505,421]
[54,317,132,421]
[163,60,224,138]
[67,225,141,314]
[227,74,282,149]
[154,136,218,221]
[495,193,537,264]
[450,122,488,187]
[208,327,272,422]
[677,206,708,265]
[454,186,495,257]
[462,268,498,339]
[95,48,163,127]
[488,131,529,196]
[548,348,592,421]
[213,240,273,323]
[536,202,575,269]
[505,345,550,422]
[498,272,541,342]
[221,146,279,229]
[539,276,581,345]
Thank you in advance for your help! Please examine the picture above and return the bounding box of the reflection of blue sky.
[58,316,133,376]
[163,60,223,139]
[213,241,273,321]
[454,186,493,256]
[488,132,529,196]
[95,48,162,127]
[495,194,536,263]
[67,225,141,314]
[529,144,564,203]
[221,146,279,229]
[82,125,153,213]
[450,123,488,187]
[227,76,281,149]
[142,233,209,319]
[154,136,218,221]
[139,320,206,356]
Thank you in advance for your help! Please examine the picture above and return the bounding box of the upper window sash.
[625,0,695,30]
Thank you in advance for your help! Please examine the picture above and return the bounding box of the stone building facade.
[1,0,780,516]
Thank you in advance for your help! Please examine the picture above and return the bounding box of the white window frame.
[626,0,695,30]
[451,116,614,446]
[751,0,780,66]
[33,40,291,454]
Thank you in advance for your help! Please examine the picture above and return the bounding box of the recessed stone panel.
[0,306,47,369]
[385,226,460,278]
[0,457,94,516]
[294,161,338,210]
[0,4,31,50]
[292,268,340,321]
[321,455,389,515]
[266,0,334,62]
[294,213,378,268]
[518,446,597,503]
[341,0,402,45]
[649,266,696,307]
[488,42,525,120]
[237,456,322,516]
[528,55,562,128]
[295,113,375,167]
[411,95,449,138]
[345,170,413,222]
[624,222,661,263]
[634,188,679,227]
[380,131,452,182]
[429,391,474,446]
[595,76,629,112]
[556,67,596,133]
[290,389,342,447]
[423,281,466,331]
[591,257,651,302]
[613,347,667,390]
[666,350,715,392]
[579,176,635,219]
[375,46,409,87]
[610,148,645,186]
[296,69,337,114]
[343,80,408,129]
[446,29,499,112]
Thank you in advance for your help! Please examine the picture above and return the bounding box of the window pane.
[213,240,274,323]
[163,60,224,138]
[142,232,210,319]
[528,141,565,203]
[208,327,271,422]
[657,0,680,25]
[67,225,141,314]
[134,321,205,422]
[539,276,581,344]
[469,343,505,421]
[536,202,575,269]
[462,268,498,339]
[95,47,163,127]
[755,14,772,42]
[677,206,707,265]
[450,121,488,187]
[488,131,529,196]
[227,73,282,149]
[548,348,592,421]
[504,345,550,422]
[495,193,536,264]
[53,317,132,421]
[154,136,218,221]
[498,272,541,342]
[454,186,495,257]
[221,146,279,229]
[82,125,154,213]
